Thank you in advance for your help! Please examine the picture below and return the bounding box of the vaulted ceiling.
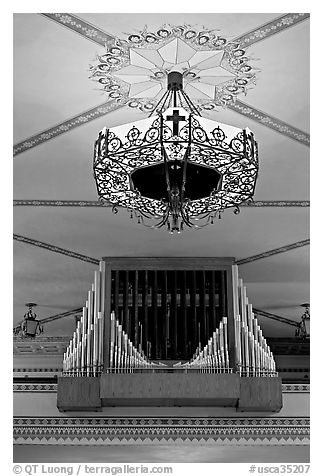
[13,13,310,339]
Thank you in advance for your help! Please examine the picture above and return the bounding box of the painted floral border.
[13,200,310,208]
[13,233,310,269]
[13,100,127,156]
[13,234,99,265]
[235,13,309,48]
[236,239,310,265]
[229,100,310,147]
[41,13,115,46]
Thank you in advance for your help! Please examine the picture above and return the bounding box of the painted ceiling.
[13,12,310,340]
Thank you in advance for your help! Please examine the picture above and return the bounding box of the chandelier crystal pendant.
[93,71,258,233]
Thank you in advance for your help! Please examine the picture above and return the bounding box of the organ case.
[57,257,282,411]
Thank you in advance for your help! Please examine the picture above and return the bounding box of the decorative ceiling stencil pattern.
[13,200,310,208]
[39,308,84,325]
[13,100,310,156]
[13,99,127,156]
[253,308,298,327]
[41,13,115,46]
[233,13,309,48]
[12,14,310,156]
[13,234,100,265]
[236,239,310,265]
[228,100,310,146]
[89,23,256,112]
[14,232,309,268]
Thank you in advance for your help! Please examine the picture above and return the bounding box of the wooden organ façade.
[58,258,281,411]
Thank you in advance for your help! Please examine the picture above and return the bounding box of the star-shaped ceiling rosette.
[89,25,256,112]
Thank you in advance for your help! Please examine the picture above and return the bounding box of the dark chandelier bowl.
[93,72,259,233]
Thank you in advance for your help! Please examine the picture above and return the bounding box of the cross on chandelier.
[166,110,186,136]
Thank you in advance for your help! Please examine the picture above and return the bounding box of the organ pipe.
[63,262,277,377]
[182,316,231,372]
[233,271,276,377]
[63,261,107,376]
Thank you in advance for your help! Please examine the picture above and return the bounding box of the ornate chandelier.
[92,27,258,233]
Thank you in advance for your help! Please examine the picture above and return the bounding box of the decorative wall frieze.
[278,368,309,373]
[13,199,310,208]
[233,13,310,48]
[13,384,57,393]
[14,335,72,355]
[13,99,127,157]
[282,384,309,392]
[13,416,310,445]
[12,436,310,446]
[12,383,310,393]
[40,13,115,46]
[13,369,62,379]
[13,234,100,265]
[236,239,310,265]
[267,338,309,356]
[14,336,71,343]
[228,100,310,146]
[13,368,62,373]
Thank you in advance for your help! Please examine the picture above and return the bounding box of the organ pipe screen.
[110,270,227,361]
[62,260,277,378]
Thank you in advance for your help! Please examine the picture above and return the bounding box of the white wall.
[13,390,309,417]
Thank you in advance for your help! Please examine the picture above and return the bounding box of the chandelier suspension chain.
[180,115,192,204]
[148,89,171,118]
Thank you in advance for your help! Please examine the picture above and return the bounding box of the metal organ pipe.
[63,262,277,377]
[107,311,157,372]
[182,316,231,373]
[233,272,276,377]
[63,261,107,376]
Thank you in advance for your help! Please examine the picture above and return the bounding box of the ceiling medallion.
[93,71,258,233]
[89,24,256,113]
